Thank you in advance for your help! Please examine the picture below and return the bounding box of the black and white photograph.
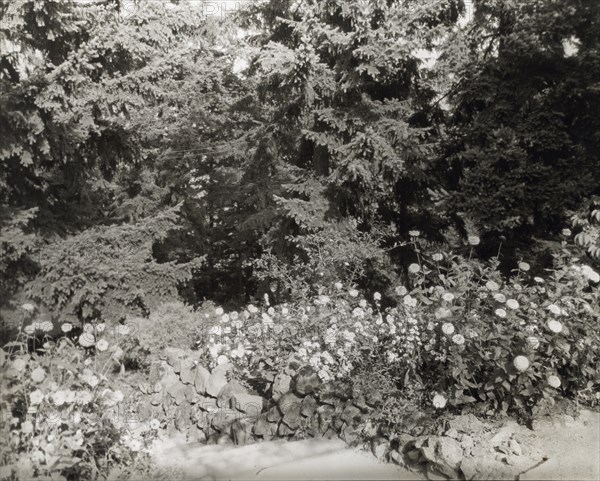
[1,0,599,480]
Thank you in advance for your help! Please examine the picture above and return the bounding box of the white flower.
[468,235,480,246]
[21,420,34,434]
[486,280,500,291]
[217,355,229,365]
[435,307,451,319]
[24,324,35,335]
[518,262,530,272]
[60,322,73,333]
[441,323,455,336]
[409,230,420,237]
[96,323,106,333]
[349,289,359,297]
[513,355,530,372]
[395,286,408,296]
[334,282,343,290]
[442,292,455,302]
[506,299,519,310]
[432,394,447,409]
[31,367,46,383]
[22,303,35,312]
[495,308,507,318]
[247,304,258,314]
[352,307,365,317]
[373,292,382,301]
[215,307,224,316]
[493,293,506,303]
[547,304,561,315]
[403,295,417,307]
[117,324,131,335]
[432,253,444,261]
[30,390,44,405]
[581,265,600,283]
[83,323,94,333]
[534,277,544,283]
[452,334,465,345]
[561,228,572,236]
[79,332,95,347]
[150,419,161,430]
[547,319,563,333]
[129,439,142,452]
[408,263,420,274]
[359,299,367,308]
[547,375,561,389]
[96,339,109,352]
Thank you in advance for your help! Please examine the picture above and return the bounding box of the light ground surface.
[149,410,600,481]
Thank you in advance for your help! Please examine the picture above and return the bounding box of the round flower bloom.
[24,324,35,335]
[96,323,106,333]
[22,303,35,312]
[30,390,44,405]
[547,304,561,315]
[334,282,343,290]
[83,323,94,333]
[12,358,27,372]
[403,295,417,307]
[352,307,365,318]
[432,253,444,262]
[395,286,408,296]
[408,263,420,274]
[527,336,540,349]
[78,332,95,347]
[518,262,530,272]
[117,324,131,335]
[215,307,224,316]
[506,299,519,310]
[534,277,544,283]
[373,292,381,301]
[493,293,506,303]
[435,307,451,319]
[495,308,507,318]
[513,355,530,372]
[486,280,500,291]
[547,375,561,389]
[441,323,455,336]
[432,394,447,409]
[442,292,455,302]
[561,228,572,236]
[61,323,73,333]
[468,235,480,246]
[247,304,258,314]
[452,334,465,345]
[21,420,34,434]
[409,230,420,237]
[217,355,229,365]
[31,367,46,383]
[547,319,563,333]
[40,321,53,332]
[581,265,600,283]
[150,419,161,430]
[349,289,359,298]
[129,439,142,452]
[96,339,109,352]
[359,299,367,308]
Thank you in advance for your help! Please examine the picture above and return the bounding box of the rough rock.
[206,363,233,397]
[217,379,247,408]
[340,403,362,427]
[278,421,296,436]
[230,418,254,445]
[301,395,317,417]
[267,405,282,422]
[278,391,302,416]
[271,373,292,401]
[253,413,277,438]
[420,436,464,479]
[232,393,263,416]
[179,365,196,385]
[509,438,522,456]
[194,365,211,395]
[370,437,388,461]
[293,366,321,396]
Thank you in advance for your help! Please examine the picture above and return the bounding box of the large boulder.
[293,366,321,396]
[206,363,233,397]
[419,436,464,479]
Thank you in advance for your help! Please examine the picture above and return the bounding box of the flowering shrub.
[0,321,158,480]
[197,239,600,420]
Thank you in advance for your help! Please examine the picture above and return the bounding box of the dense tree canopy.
[1,0,598,326]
